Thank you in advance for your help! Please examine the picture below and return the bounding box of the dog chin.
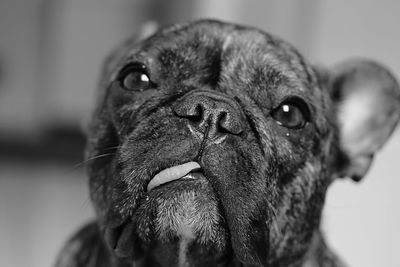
[109,174,230,261]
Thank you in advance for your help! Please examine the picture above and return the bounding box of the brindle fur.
[55,20,400,267]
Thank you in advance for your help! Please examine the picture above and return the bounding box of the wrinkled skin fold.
[55,20,400,267]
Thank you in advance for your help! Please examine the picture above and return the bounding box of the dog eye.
[271,98,310,129]
[117,63,151,91]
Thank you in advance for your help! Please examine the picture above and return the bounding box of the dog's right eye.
[117,63,152,91]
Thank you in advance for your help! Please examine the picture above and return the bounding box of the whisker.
[59,152,117,175]
[73,152,116,169]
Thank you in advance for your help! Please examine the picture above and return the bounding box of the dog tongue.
[147,162,201,191]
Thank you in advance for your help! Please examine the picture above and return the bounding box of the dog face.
[86,20,400,266]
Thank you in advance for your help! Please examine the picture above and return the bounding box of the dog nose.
[173,91,244,139]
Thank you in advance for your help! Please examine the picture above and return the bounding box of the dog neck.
[131,239,234,267]
[55,222,344,267]
[130,231,345,267]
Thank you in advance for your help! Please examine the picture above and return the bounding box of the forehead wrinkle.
[259,52,307,91]
[221,31,309,88]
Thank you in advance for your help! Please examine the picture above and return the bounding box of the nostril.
[217,112,230,134]
[187,104,203,123]
[173,102,203,123]
[218,111,243,135]
[174,92,245,138]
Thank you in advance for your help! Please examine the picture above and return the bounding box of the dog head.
[86,20,400,266]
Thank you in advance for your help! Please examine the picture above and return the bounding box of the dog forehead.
[143,20,304,67]
[131,20,313,88]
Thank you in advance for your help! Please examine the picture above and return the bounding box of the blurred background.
[0,0,399,266]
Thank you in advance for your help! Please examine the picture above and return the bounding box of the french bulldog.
[55,19,400,267]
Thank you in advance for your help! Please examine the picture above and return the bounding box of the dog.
[55,19,400,267]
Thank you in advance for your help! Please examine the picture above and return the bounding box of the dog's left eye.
[271,98,310,129]
[117,63,152,91]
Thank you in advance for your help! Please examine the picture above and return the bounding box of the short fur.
[55,20,400,267]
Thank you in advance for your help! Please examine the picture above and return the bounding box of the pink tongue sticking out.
[147,162,201,191]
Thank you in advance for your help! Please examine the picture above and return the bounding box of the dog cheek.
[269,161,329,263]
[89,162,119,225]
[85,114,123,223]
[227,200,272,266]
[90,155,138,229]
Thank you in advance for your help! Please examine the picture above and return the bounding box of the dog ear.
[136,20,159,41]
[325,59,400,181]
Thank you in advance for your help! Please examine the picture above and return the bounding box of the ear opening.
[329,59,400,182]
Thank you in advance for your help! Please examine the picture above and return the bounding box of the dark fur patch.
[56,19,400,267]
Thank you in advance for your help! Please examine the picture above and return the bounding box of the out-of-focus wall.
[0,0,163,135]
[0,162,93,267]
[0,0,42,135]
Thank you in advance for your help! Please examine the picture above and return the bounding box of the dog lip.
[147,161,201,191]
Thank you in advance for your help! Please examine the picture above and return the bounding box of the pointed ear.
[327,59,400,181]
